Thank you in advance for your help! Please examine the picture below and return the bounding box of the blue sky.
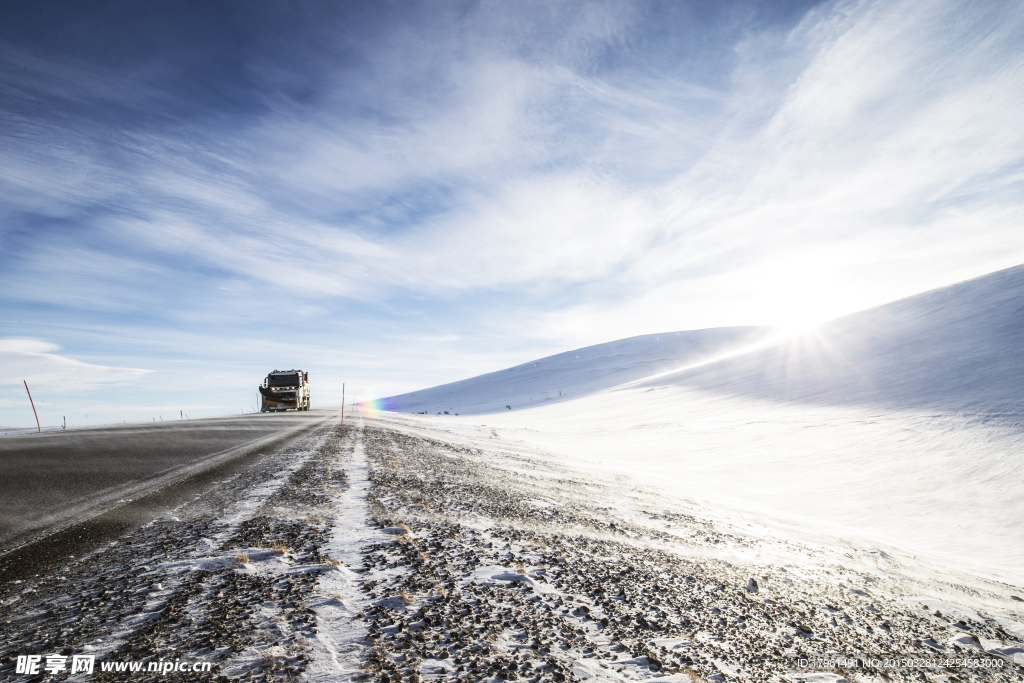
[2,0,1024,427]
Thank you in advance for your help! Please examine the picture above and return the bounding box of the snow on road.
[308,418,388,681]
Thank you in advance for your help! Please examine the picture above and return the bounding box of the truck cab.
[259,369,311,412]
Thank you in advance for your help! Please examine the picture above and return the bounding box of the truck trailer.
[259,369,311,412]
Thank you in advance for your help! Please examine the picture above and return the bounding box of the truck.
[259,369,311,412]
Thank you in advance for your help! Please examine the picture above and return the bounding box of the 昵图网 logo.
[15,654,94,675]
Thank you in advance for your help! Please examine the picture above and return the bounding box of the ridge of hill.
[371,326,772,415]
[652,263,1024,414]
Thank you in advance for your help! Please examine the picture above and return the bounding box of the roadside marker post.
[23,380,41,433]
[341,383,345,425]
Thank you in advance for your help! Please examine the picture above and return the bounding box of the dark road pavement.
[0,411,335,554]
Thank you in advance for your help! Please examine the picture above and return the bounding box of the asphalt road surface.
[0,411,334,557]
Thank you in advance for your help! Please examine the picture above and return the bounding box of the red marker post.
[23,380,41,433]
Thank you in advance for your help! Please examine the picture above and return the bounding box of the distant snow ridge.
[655,263,1024,414]
[373,327,771,415]
[376,263,1024,419]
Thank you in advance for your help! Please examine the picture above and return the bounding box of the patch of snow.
[307,418,391,682]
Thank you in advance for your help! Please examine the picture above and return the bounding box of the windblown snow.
[373,264,1024,584]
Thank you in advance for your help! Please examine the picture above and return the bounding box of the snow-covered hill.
[654,263,1024,414]
[369,326,772,415]
[367,264,1024,583]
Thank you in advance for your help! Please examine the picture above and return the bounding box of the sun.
[744,257,855,337]
[772,315,830,338]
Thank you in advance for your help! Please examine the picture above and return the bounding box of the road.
[0,412,1020,680]
[0,411,334,557]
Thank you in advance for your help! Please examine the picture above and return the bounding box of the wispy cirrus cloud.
[0,339,150,388]
[1,0,1023,424]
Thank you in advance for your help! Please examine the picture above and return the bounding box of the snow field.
[437,385,1024,586]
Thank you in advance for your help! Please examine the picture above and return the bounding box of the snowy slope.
[370,326,771,415]
[368,264,1024,582]
[653,263,1024,414]
[467,387,1024,582]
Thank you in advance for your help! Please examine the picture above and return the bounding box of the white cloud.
[500,0,1024,345]
[0,339,61,354]
[576,0,1024,327]
[0,339,151,388]
[166,0,1024,318]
